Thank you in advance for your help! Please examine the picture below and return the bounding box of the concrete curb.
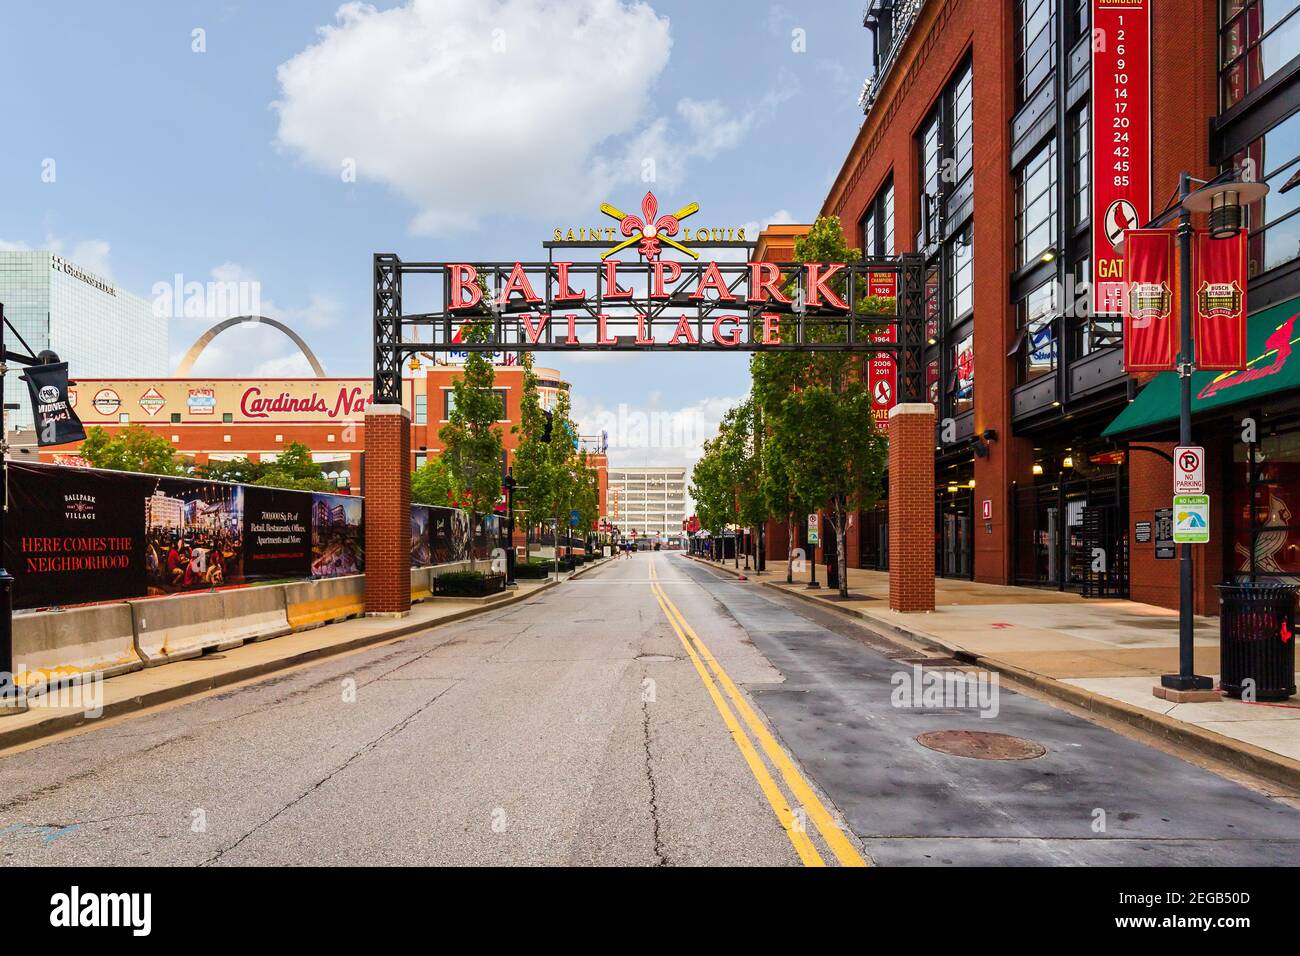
[0,578,558,752]
[682,554,1300,794]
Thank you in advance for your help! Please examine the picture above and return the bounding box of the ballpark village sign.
[362,194,937,619]
[371,192,926,406]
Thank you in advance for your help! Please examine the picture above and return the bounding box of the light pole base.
[0,697,30,717]
[1159,673,1214,692]
[804,582,821,590]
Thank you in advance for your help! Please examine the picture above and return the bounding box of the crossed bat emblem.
[599,191,700,260]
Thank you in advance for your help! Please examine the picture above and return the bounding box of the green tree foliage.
[438,316,505,570]
[689,438,733,536]
[411,454,457,506]
[80,425,185,475]
[195,441,334,492]
[748,215,889,595]
[510,352,555,547]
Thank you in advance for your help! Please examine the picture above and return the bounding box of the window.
[170,412,181,423]
[414,393,427,425]
[1019,280,1058,381]
[1219,0,1300,109]
[859,178,896,256]
[950,333,974,415]
[1229,106,1300,276]
[443,388,508,420]
[222,412,233,423]
[919,112,942,246]
[946,225,974,322]
[951,64,974,185]
[1017,139,1059,266]
[1017,0,1056,105]
[1071,104,1090,228]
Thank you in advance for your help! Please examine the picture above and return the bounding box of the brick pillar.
[364,404,411,617]
[889,403,936,612]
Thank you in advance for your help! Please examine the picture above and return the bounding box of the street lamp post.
[0,302,62,715]
[1125,172,1268,692]
[502,468,517,586]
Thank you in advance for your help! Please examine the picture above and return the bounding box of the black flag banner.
[22,361,86,446]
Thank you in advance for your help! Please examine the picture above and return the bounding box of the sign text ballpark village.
[443,257,884,349]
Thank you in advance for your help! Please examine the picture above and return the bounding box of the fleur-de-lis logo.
[599,192,700,260]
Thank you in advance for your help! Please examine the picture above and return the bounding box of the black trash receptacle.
[1217,582,1298,701]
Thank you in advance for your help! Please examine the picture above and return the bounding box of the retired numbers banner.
[1092,0,1152,315]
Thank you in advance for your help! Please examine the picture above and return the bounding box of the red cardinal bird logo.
[1282,621,1293,643]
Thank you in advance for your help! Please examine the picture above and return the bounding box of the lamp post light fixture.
[1118,169,1269,692]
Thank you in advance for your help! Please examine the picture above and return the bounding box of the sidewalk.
[689,554,1300,791]
[0,563,610,751]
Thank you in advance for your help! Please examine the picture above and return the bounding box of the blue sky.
[1,0,871,469]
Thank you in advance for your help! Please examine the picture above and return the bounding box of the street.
[1,553,1298,867]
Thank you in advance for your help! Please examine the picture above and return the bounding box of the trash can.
[1217,582,1298,701]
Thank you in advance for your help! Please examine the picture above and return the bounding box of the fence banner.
[1193,230,1249,371]
[1123,227,1178,372]
[4,462,479,610]
[310,493,363,577]
[5,463,146,608]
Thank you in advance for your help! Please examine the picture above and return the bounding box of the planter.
[432,571,507,598]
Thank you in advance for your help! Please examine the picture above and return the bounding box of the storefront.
[1105,296,1300,599]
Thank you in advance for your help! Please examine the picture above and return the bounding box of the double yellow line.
[647,561,868,867]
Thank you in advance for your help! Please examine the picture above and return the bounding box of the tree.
[546,388,580,554]
[689,438,733,541]
[715,399,764,569]
[411,454,456,506]
[510,352,556,553]
[750,214,888,597]
[772,384,886,598]
[80,425,185,475]
[761,422,814,584]
[198,456,264,484]
[253,441,335,492]
[438,316,505,571]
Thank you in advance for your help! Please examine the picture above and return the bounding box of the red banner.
[1193,230,1248,371]
[865,271,897,429]
[1092,0,1152,315]
[1123,228,1177,372]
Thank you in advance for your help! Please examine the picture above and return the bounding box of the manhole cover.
[635,654,677,662]
[915,730,1046,760]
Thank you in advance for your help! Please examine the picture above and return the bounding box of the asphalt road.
[1,552,1298,866]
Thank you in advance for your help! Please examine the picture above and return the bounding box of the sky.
[1,0,871,472]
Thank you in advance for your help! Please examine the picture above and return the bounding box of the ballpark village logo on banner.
[22,361,86,446]
[1092,0,1152,315]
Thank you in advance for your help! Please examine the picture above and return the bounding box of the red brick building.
[39,362,608,535]
[799,0,1300,612]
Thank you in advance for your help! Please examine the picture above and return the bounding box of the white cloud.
[273,0,771,234]
[571,391,742,473]
[274,0,677,232]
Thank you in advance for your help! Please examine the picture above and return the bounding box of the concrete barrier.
[284,575,366,629]
[410,566,432,603]
[130,591,230,665]
[13,604,143,689]
[222,586,292,644]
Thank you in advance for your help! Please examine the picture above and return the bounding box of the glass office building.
[1,251,167,430]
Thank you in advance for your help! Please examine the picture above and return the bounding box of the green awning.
[1102,296,1300,438]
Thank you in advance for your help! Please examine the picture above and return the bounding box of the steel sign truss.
[373,253,927,406]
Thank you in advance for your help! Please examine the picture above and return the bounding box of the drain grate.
[890,656,967,667]
[915,730,1047,760]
